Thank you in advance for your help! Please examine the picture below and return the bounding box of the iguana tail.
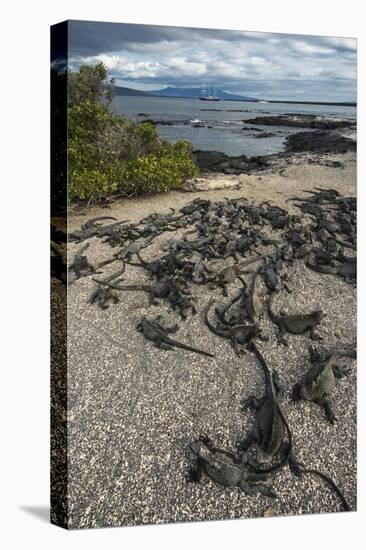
[289,459,350,512]
[106,283,149,292]
[77,242,90,255]
[165,335,215,358]
[204,299,229,338]
[82,216,117,229]
[136,252,148,266]
[303,469,350,511]
[236,255,265,272]
[92,267,125,285]
[266,291,278,324]
[250,341,272,388]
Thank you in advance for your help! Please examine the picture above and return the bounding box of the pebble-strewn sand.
[65,152,356,529]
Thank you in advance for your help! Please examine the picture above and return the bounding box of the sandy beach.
[64,151,356,528]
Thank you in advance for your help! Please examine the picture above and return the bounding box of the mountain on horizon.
[112,86,356,106]
[113,85,258,101]
[150,87,259,101]
[113,86,153,97]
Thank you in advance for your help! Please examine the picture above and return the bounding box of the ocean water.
[112,96,357,157]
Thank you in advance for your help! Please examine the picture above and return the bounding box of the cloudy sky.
[68,20,357,102]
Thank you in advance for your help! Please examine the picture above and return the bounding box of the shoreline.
[68,151,356,227]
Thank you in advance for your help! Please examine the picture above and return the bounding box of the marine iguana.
[124,252,167,279]
[292,347,355,423]
[68,243,95,284]
[238,342,292,474]
[100,277,191,309]
[204,298,258,356]
[191,260,214,285]
[216,255,265,296]
[267,292,325,344]
[81,216,117,230]
[69,218,128,242]
[186,435,277,498]
[117,234,155,260]
[260,264,282,293]
[215,270,262,326]
[137,317,214,357]
[89,267,125,309]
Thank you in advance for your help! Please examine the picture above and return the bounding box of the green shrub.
[67,93,199,203]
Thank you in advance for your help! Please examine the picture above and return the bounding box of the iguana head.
[189,440,202,455]
[136,317,145,332]
[313,310,326,323]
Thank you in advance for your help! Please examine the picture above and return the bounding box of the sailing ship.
[199,84,220,101]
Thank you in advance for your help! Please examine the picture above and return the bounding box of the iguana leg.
[276,323,288,346]
[185,461,203,483]
[333,364,352,378]
[149,291,159,306]
[239,480,277,499]
[288,452,304,477]
[233,338,242,357]
[258,332,269,342]
[154,317,179,334]
[272,370,283,397]
[315,398,337,423]
[310,327,323,341]
[158,342,175,351]
[237,431,260,453]
[309,345,321,363]
[89,289,98,304]
[240,395,266,411]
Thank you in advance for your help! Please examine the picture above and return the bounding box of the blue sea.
[112,96,356,157]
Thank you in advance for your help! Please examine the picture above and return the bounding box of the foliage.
[67,64,199,202]
[68,62,115,107]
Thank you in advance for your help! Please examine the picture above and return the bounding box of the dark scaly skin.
[204,298,257,356]
[68,219,129,242]
[261,265,281,292]
[187,435,277,498]
[219,270,262,325]
[89,268,125,309]
[238,343,292,474]
[117,234,155,260]
[68,243,95,284]
[137,317,215,358]
[267,292,325,344]
[293,348,355,423]
[216,255,265,296]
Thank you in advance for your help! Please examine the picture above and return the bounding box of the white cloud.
[290,40,335,55]
[69,25,357,101]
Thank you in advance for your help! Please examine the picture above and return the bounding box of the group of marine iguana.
[63,186,356,513]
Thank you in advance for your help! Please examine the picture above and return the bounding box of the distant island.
[114,86,259,102]
[113,85,356,107]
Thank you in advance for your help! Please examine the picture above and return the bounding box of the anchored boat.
[199,84,220,101]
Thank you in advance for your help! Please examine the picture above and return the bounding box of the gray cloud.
[68,20,356,102]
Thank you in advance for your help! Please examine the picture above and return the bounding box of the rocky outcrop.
[244,114,356,130]
[139,119,175,126]
[255,131,275,138]
[285,130,356,153]
[193,150,270,174]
